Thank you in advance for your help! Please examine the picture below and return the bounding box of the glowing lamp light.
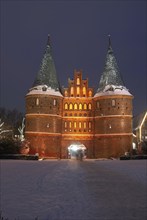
[71,145,78,151]
[68,144,86,152]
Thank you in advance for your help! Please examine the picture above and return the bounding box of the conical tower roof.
[98,36,124,92]
[33,35,60,91]
[95,36,132,97]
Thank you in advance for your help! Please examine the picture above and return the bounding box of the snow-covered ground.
[0,159,147,220]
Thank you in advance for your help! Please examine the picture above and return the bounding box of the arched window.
[83,87,86,96]
[79,122,82,129]
[89,91,92,97]
[69,103,73,110]
[74,103,78,110]
[36,98,39,106]
[79,103,82,110]
[64,122,67,128]
[77,87,80,96]
[71,87,74,96]
[88,103,92,110]
[74,122,77,128]
[84,122,87,129]
[64,90,68,96]
[64,103,68,110]
[84,103,87,110]
[69,122,72,128]
[77,78,80,85]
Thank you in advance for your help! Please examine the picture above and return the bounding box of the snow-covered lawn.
[0,159,147,220]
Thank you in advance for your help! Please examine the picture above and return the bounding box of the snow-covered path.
[0,159,147,220]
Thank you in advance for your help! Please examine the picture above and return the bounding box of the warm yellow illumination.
[77,78,80,85]
[84,103,87,110]
[64,121,67,128]
[77,87,80,95]
[65,90,68,96]
[74,122,77,128]
[65,103,68,110]
[74,103,78,110]
[88,103,92,110]
[83,87,86,95]
[79,122,82,128]
[69,122,72,128]
[71,87,74,95]
[89,91,92,97]
[69,103,73,110]
[79,103,82,110]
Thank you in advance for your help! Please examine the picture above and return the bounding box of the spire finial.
[108,34,111,47]
[47,34,51,46]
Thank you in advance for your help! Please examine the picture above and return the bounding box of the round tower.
[25,35,63,158]
[94,37,133,158]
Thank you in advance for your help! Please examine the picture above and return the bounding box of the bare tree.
[18,117,25,141]
[0,118,12,137]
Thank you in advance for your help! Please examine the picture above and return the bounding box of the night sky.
[0,0,146,116]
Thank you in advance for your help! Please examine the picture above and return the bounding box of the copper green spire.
[97,36,124,92]
[33,35,60,90]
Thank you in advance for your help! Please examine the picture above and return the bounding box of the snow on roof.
[26,85,63,97]
[94,84,132,97]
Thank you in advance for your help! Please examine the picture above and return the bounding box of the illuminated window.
[69,103,73,110]
[36,98,39,106]
[84,122,87,129]
[79,122,82,129]
[88,103,92,110]
[88,122,92,129]
[64,122,67,128]
[77,78,80,85]
[89,91,92,97]
[71,87,74,96]
[79,103,82,110]
[64,103,68,110]
[83,87,86,96]
[74,103,78,110]
[112,99,116,107]
[84,103,87,110]
[74,122,77,128]
[77,87,80,96]
[69,122,72,128]
[65,90,68,96]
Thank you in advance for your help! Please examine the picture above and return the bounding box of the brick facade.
[25,70,133,158]
[25,36,133,158]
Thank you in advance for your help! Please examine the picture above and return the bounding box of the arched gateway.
[25,36,133,159]
[68,143,86,159]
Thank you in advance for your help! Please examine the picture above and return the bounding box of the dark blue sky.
[0,0,146,116]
